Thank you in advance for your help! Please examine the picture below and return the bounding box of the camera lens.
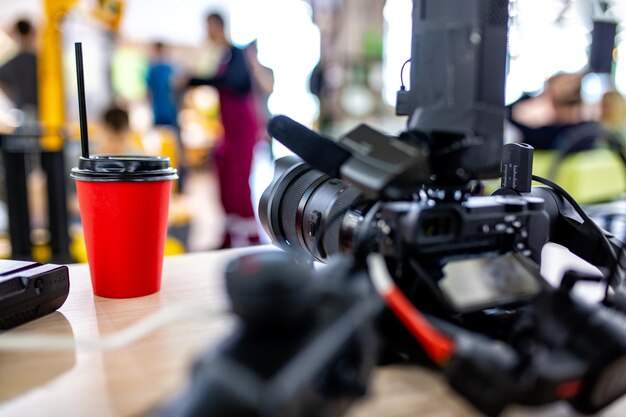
[259,156,364,261]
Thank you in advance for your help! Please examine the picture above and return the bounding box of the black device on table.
[0,260,69,329]
[158,1,626,416]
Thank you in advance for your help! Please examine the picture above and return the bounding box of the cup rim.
[71,155,178,182]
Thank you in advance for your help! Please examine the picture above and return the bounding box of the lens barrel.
[259,156,363,261]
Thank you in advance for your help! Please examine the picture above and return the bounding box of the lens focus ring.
[259,156,365,261]
[279,170,326,250]
[322,186,363,256]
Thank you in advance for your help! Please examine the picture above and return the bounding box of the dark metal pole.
[41,150,70,263]
[1,146,31,259]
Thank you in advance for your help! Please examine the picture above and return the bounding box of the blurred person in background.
[96,106,143,156]
[600,90,626,141]
[187,12,259,248]
[509,73,600,152]
[146,41,186,190]
[0,18,38,119]
[309,60,331,131]
[0,19,41,243]
[147,42,178,129]
[245,40,274,143]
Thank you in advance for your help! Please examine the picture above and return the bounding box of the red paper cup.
[71,156,178,298]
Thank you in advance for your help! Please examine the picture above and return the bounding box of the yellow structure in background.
[92,0,124,32]
[532,149,626,204]
[38,0,124,152]
[38,0,77,152]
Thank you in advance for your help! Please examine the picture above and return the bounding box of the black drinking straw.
[75,42,89,158]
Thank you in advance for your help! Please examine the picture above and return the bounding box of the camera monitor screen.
[438,253,542,312]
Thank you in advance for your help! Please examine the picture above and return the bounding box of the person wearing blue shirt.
[146,41,186,190]
[146,42,178,128]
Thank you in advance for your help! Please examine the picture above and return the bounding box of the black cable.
[532,175,594,224]
[602,133,626,297]
[532,174,619,298]
[400,58,411,90]
[583,130,626,297]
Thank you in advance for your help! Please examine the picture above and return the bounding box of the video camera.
[158,1,626,416]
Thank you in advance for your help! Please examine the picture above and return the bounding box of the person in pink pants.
[188,13,260,248]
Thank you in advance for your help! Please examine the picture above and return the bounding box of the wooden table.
[1,247,626,417]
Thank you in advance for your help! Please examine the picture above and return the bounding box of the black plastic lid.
[70,156,178,182]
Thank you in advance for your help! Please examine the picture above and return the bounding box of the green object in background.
[533,148,626,204]
[363,29,383,61]
[111,47,148,101]
[482,148,626,204]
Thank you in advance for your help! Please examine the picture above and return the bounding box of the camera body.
[259,155,550,276]
[254,144,626,416]
[160,0,626,415]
